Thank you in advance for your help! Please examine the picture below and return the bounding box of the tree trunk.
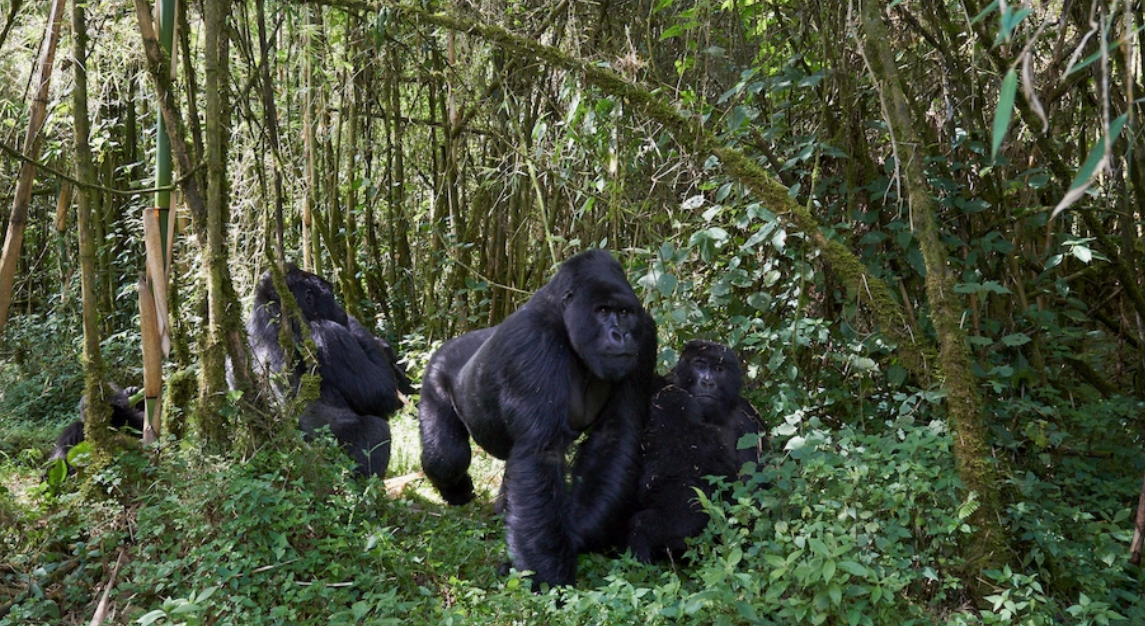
[72,0,113,463]
[855,0,1008,596]
[197,0,240,448]
[0,0,67,339]
[302,5,320,273]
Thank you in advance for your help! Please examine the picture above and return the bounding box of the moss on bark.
[856,0,1008,594]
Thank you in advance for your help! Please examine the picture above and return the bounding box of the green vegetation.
[3,290,1143,623]
[2,0,1144,622]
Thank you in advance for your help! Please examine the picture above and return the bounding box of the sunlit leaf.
[1070,244,1093,263]
[681,194,705,211]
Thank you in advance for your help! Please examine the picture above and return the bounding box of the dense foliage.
[2,0,1144,623]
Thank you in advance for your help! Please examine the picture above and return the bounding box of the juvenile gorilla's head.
[670,340,744,423]
[551,250,653,382]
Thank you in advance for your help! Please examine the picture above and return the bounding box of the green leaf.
[829,582,843,606]
[808,537,829,557]
[953,280,1012,295]
[822,558,836,582]
[999,7,1033,42]
[992,68,1018,159]
[838,561,869,577]
[1001,333,1031,347]
[660,24,683,40]
[138,609,169,625]
[1070,244,1093,263]
[971,0,1000,24]
[728,105,754,133]
[67,440,92,466]
[1052,113,1129,218]
[887,365,907,388]
[46,459,67,487]
[656,272,678,297]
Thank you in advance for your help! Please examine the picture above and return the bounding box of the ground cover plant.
[2,308,1142,624]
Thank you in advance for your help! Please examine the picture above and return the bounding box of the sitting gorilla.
[624,340,765,562]
[418,249,657,588]
[46,384,145,474]
[247,266,413,478]
[626,384,739,563]
[668,339,765,470]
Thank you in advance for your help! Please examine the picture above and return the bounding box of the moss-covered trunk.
[197,0,250,448]
[72,0,112,462]
[855,0,1008,595]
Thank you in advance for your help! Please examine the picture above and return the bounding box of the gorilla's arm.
[503,444,578,587]
[567,311,658,551]
[310,319,401,418]
[348,316,416,396]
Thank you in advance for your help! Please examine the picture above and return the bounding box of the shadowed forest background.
[1,0,1144,623]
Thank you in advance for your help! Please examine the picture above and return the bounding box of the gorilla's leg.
[46,421,85,467]
[626,509,695,564]
[417,330,494,506]
[301,403,391,478]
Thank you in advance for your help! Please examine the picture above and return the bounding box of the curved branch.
[361,1,934,382]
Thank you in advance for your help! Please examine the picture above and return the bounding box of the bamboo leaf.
[991,68,1018,160]
[1021,54,1048,133]
[1052,114,1129,218]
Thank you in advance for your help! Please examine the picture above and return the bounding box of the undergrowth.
[2,389,1142,625]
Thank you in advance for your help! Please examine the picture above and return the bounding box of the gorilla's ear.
[561,289,575,306]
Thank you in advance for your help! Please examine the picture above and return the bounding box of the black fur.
[623,341,765,562]
[46,384,145,473]
[418,250,657,588]
[668,340,765,469]
[626,384,739,562]
[247,266,410,478]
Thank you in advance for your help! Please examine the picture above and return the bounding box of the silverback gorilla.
[625,340,764,562]
[46,384,145,474]
[418,250,657,588]
[247,266,413,478]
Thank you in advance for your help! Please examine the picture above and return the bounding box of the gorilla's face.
[672,341,743,422]
[552,252,650,384]
[566,285,645,382]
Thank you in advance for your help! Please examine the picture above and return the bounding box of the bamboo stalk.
[0,0,68,337]
[138,275,163,445]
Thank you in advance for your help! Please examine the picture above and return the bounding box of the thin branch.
[0,140,199,197]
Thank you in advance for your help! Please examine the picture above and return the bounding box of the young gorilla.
[46,384,146,474]
[668,339,765,469]
[246,266,413,478]
[626,384,739,563]
[419,249,658,588]
[625,340,764,562]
